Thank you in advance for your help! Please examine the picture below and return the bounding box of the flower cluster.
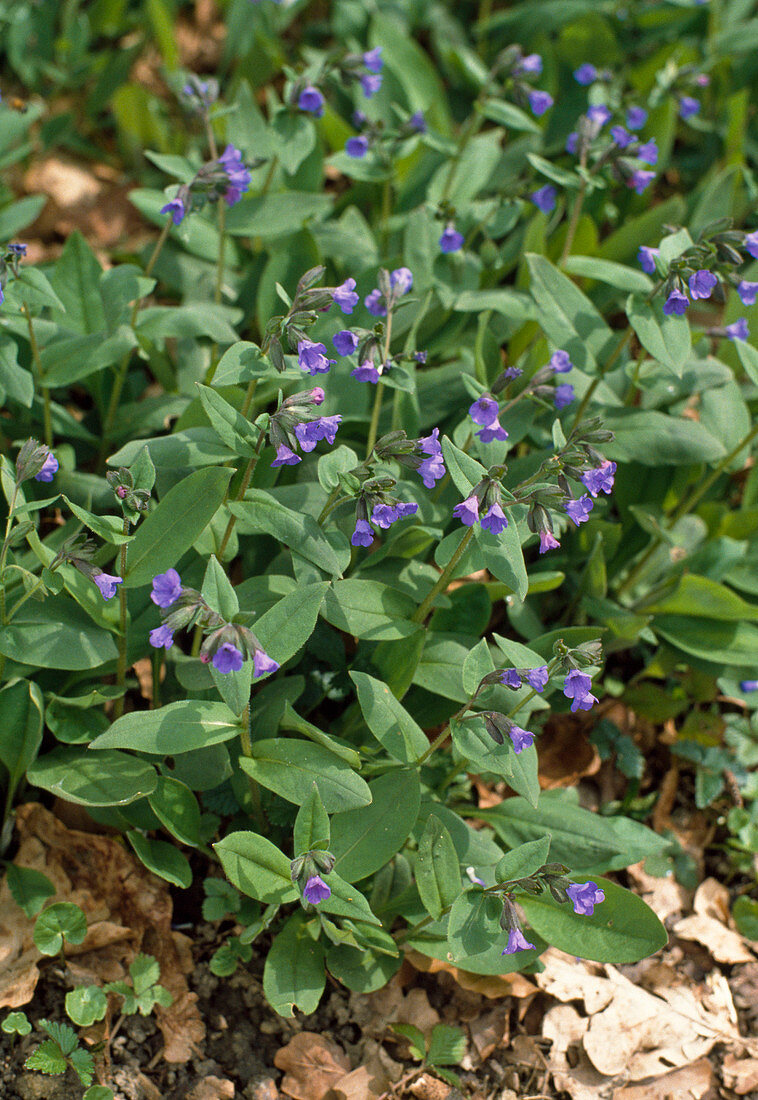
[15,438,58,484]
[290,850,335,907]
[495,863,605,955]
[268,388,342,467]
[160,143,253,225]
[50,532,123,601]
[345,108,426,160]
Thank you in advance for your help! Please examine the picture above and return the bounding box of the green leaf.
[49,231,105,334]
[28,748,157,806]
[462,638,495,697]
[273,112,316,175]
[326,943,401,993]
[478,795,668,875]
[69,1046,96,1087]
[214,831,299,905]
[639,574,758,622]
[148,776,202,847]
[33,902,88,955]
[201,554,239,621]
[427,1025,467,1067]
[322,580,420,641]
[319,872,381,926]
[526,153,582,189]
[124,466,234,587]
[231,492,348,577]
[626,295,691,376]
[480,98,540,133]
[392,1023,426,1061]
[448,890,527,963]
[0,678,44,796]
[127,832,192,888]
[0,595,118,670]
[440,436,486,497]
[84,1088,115,1100]
[224,192,334,239]
[294,784,330,855]
[495,835,551,883]
[5,865,55,918]
[25,1040,68,1077]
[563,256,653,294]
[253,582,330,667]
[65,986,107,1027]
[90,700,241,754]
[350,672,429,763]
[416,815,462,920]
[263,912,326,1018]
[603,410,726,466]
[196,384,260,456]
[137,304,239,344]
[520,878,667,963]
[2,1011,31,1036]
[526,253,617,373]
[130,953,161,996]
[63,498,133,544]
[653,615,758,667]
[732,896,758,941]
[330,770,421,882]
[239,739,372,812]
[474,521,528,601]
[451,717,540,808]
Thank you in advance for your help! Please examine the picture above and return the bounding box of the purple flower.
[679,96,700,120]
[408,111,427,134]
[294,415,342,452]
[509,724,534,754]
[414,350,427,363]
[218,144,251,204]
[515,53,543,75]
[476,420,508,443]
[391,267,413,294]
[627,106,648,130]
[564,494,594,526]
[745,232,758,260]
[629,169,655,195]
[453,494,480,526]
[688,269,717,300]
[253,650,280,678]
[363,47,383,73]
[310,387,325,405]
[360,73,383,98]
[531,185,557,214]
[213,643,244,674]
[418,427,441,455]
[549,350,572,374]
[149,625,175,649]
[151,568,182,608]
[502,366,523,380]
[469,395,499,426]
[34,452,58,482]
[637,245,659,274]
[333,278,359,313]
[663,288,689,316]
[528,90,553,116]
[726,318,749,342]
[351,361,381,383]
[525,666,549,692]
[586,104,611,127]
[371,501,417,528]
[566,881,605,916]
[94,573,123,600]
[346,136,369,158]
[352,519,375,547]
[737,281,758,307]
[417,451,445,488]
[740,680,758,692]
[563,669,597,712]
[565,132,579,155]
[481,503,508,535]
[298,86,324,117]
[554,383,574,410]
[272,444,301,467]
[695,70,710,83]
[333,329,360,355]
[500,669,522,689]
[439,224,464,253]
[303,875,331,904]
[364,288,387,316]
[610,125,633,149]
[539,531,560,554]
[502,927,535,954]
[574,63,598,85]
[160,197,185,225]
[298,339,335,375]
[8,243,27,257]
[637,139,658,166]
[581,460,616,497]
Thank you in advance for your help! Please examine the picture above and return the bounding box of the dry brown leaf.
[542,1003,611,1100]
[330,1065,386,1100]
[406,950,537,1000]
[158,991,206,1063]
[275,1032,351,1100]
[469,1005,508,1060]
[187,1077,235,1100]
[625,861,692,924]
[366,973,440,1037]
[610,1058,713,1099]
[407,1074,450,1100]
[722,1053,758,1095]
[673,877,755,963]
[537,716,601,789]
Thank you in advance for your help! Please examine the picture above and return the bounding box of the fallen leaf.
[673,877,755,963]
[366,973,440,1037]
[722,1053,758,1096]
[406,950,537,1000]
[537,715,601,789]
[187,1077,235,1100]
[275,1032,351,1100]
[610,1057,713,1099]
[542,1003,610,1100]
[407,1074,450,1100]
[469,1005,508,1060]
[330,1065,386,1100]
[625,862,692,924]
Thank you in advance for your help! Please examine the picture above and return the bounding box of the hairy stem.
[22,305,52,448]
[217,430,266,560]
[112,516,131,719]
[412,526,474,624]
[366,310,394,458]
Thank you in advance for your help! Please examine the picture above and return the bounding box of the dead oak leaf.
[610,1057,713,1099]
[275,1032,351,1100]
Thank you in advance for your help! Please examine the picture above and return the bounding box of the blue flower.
[629,169,655,195]
[502,928,535,955]
[271,444,301,467]
[151,569,182,608]
[525,666,549,692]
[476,420,508,443]
[469,395,499,426]
[298,86,324,117]
[213,643,244,674]
[8,243,27,257]
[549,350,572,373]
[509,724,534,754]
[218,144,251,204]
[160,197,186,225]
[737,281,758,307]
[626,106,648,130]
[531,185,557,214]
[351,519,375,547]
[364,289,386,316]
[34,452,58,482]
[637,139,658,165]
[515,53,542,75]
[637,245,659,274]
[408,111,427,134]
[298,339,335,375]
[745,231,758,260]
[564,494,593,526]
[303,875,331,904]
[565,132,579,155]
[581,461,616,497]
[333,329,359,355]
[94,573,123,600]
[500,669,522,689]
[527,90,553,116]
[416,432,445,487]
[663,288,689,315]
[481,503,508,535]
[610,125,634,149]
[539,531,560,553]
[563,669,597,712]
[688,269,717,300]
[254,650,280,677]
[360,73,382,98]
[333,278,359,313]
[294,415,342,452]
[566,881,605,915]
[679,96,700,120]
[740,680,758,692]
[574,64,597,85]
[346,136,369,158]
[554,383,574,410]
[586,104,611,127]
[439,224,464,253]
[390,267,414,294]
[149,625,175,649]
[453,495,480,526]
[726,318,749,342]
[363,47,383,73]
[351,361,381,383]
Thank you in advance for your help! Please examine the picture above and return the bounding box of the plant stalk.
[412,526,474,624]
[112,516,131,719]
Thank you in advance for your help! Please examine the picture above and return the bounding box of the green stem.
[239,703,265,828]
[22,306,51,448]
[366,309,393,458]
[6,574,47,622]
[412,526,474,624]
[152,649,162,709]
[112,517,130,720]
[98,220,172,468]
[559,176,587,268]
[240,379,258,419]
[415,701,470,766]
[568,327,634,433]
[441,110,484,204]
[204,201,227,385]
[380,177,393,252]
[317,487,341,526]
[616,420,758,599]
[217,431,266,560]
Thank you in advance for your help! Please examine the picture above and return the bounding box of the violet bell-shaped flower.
[581,461,616,496]
[566,881,605,915]
[298,339,335,375]
[151,568,183,608]
[531,185,557,213]
[303,875,331,904]
[663,288,689,315]
[332,278,359,313]
[563,669,598,712]
[439,224,464,253]
[689,269,717,300]
[333,330,360,355]
[94,573,123,600]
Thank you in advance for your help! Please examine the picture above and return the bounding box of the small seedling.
[24,1019,95,1086]
[391,1023,467,1087]
[104,954,172,1016]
